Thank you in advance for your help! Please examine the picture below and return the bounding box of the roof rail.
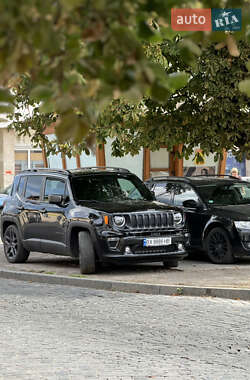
[192,174,241,180]
[71,166,130,173]
[146,175,169,181]
[20,168,70,174]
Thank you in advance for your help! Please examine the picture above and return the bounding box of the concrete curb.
[1,269,250,301]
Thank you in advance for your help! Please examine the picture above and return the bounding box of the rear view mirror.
[48,194,63,205]
[183,199,198,208]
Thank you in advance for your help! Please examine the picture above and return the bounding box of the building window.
[15,150,28,174]
[150,148,170,177]
[15,149,44,175]
[183,149,219,177]
[30,150,44,170]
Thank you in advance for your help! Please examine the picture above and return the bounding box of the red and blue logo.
[171,8,241,31]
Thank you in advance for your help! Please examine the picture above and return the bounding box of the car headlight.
[173,212,183,226]
[113,215,126,228]
[234,221,250,230]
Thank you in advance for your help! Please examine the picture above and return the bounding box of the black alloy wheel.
[3,225,30,263]
[205,227,234,264]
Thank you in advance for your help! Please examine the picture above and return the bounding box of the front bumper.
[233,229,250,258]
[98,231,189,263]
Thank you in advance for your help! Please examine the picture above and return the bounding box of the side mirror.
[48,194,63,205]
[183,199,199,208]
[151,190,156,199]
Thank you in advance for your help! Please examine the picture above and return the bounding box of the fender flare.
[1,215,23,240]
[67,221,101,259]
[202,219,235,249]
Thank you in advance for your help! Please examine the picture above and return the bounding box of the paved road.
[0,278,250,379]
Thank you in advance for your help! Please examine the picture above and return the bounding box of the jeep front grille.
[126,212,173,230]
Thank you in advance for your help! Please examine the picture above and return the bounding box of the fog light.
[125,246,133,255]
[178,243,183,250]
[107,238,119,249]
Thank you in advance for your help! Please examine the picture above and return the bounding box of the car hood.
[77,200,180,213]
[211,204,250,221]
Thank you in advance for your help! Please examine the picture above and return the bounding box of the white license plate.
[143,237,172,247]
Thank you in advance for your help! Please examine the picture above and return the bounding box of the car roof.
[146,175,245,186]
[18,167,131,177]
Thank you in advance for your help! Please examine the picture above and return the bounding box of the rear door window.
[24,176,43,201]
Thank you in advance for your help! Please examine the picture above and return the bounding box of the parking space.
[0,244,250,289]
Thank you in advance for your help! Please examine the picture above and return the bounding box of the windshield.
[197,182,250,206]
[71,174,154,202]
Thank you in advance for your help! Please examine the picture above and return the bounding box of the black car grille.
[134,244,177,254]
[125,212,173,230]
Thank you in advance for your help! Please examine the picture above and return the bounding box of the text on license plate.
[143,237,172,247]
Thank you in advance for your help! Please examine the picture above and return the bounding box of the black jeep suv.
[1,167,188,273]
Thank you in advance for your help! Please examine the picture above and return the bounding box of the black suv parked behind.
[145,175,250,264]
[1,168,188,273]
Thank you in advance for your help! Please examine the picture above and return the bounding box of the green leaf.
[167,72,189,91]
[179,39,202,57]
[0,89,14,103]
[30,85,54,102]
[239,79,250,97]
[0,104,14,114]
[60,0,83,10]
[151,81,170,103]
[137,20,161,42]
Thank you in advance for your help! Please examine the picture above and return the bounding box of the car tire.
[205,227,235,264]
[163,259,179,268]
[3,224,30,263]
[78,231,96,274]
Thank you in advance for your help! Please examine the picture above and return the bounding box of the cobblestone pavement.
[0,278,250,380]
[1,244,250,288]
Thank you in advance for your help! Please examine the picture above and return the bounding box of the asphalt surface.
[0,244,250,289]
[0,278,250,379]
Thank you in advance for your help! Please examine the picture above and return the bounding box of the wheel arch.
[2,218,21,238]
[68,222,100,259]
[202,221,232,249]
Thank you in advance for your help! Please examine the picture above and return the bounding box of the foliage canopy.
[97,40,250,161]
[0,0,249,158]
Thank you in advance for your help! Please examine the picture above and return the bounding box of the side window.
[44,178,66,201]
[173,183,199,206]
[17,176,27,197]
[24,176,43,201]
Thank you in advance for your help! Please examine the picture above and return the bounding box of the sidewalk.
[1,244,250,291]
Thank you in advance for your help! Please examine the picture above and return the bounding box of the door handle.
[17,206,24,211]
[40,208,47,214]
